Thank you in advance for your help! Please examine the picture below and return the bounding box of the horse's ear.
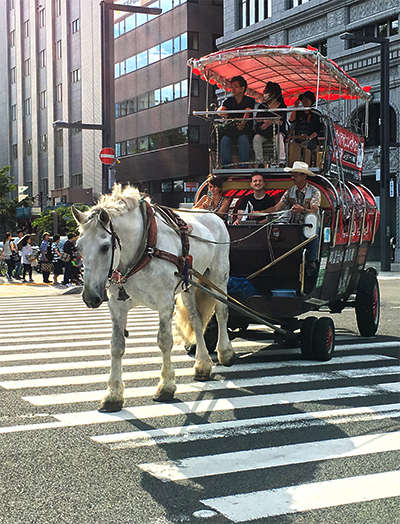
[99,209,110,225]
[71,205,88,225]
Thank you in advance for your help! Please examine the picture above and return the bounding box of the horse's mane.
[90,184,142,218]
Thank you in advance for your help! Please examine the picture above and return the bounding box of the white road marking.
[201,471,400,521]
[92,403,400,448]
[23,364,400,406]
[1,354,394,389]
[139,431,400,481]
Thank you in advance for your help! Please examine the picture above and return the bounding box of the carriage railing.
[193,108,329,171]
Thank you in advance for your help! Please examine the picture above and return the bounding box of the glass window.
[127,138,138,154]
[24,20,29,38]
[160,0,173,12]
[115,103,120,118]
[12,144,17,159]
[56,83,62,102]
[160,39,173,59]
[125,14,136,32]
[174,36,180,53]
[174,82,181,99]
[119,101,127,117]
[180,32,187,51]
[137,12,147,26]
[120,141,127,156]
[148,45,160,64]
[138,136,149,152]
[127,98,137,114]
[161,180,173,192]
[24,58,30,76]
[149,132,164,150]
[56,40,62,59]
[10,67,16,84]
[55,0,61,17]
[72,19,80,33]
[39,8,45,27]
[126,55,137,74]
[181,78,188,97]
[390,18,399,36]
[137,51,148,69]
[188,31,199,50]
[148,0,160,21]
[10,30,15,47]
[115,142,121,156]
[378,22,388,38]
[138,93,149,111]
[39,49,46,68]
[161,85,174,103]
[120,61,126,76]
[11,104,16,120]
[115,63,120,78]
[114,23,120,38]
[149,89,160,107]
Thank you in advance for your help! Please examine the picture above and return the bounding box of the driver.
[263,161,321,272]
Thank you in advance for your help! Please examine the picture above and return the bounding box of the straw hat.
[284,161,315,177]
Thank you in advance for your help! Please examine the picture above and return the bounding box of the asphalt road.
[0,279,399,523]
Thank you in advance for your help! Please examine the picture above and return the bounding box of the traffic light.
[18,185,29,202]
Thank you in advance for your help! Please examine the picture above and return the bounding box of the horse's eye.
[101,245,110,253]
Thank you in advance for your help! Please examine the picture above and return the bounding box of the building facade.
[219,0,400,258]
[113,0,223,207]
[0,0,104,211]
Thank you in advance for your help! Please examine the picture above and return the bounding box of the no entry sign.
[99,147,115,165]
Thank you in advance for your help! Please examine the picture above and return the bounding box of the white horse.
[72,184,235,412]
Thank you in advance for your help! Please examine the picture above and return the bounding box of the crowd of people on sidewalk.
[0,230,82,287]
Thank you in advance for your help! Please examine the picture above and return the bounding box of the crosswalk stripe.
[0,338,158,352]
[1,354,394,389]
[200,471,400,521]
[22,364,400,406]
[139,430,400,481]
[92,403,400,448]
[1,329,157,345]
[0,320,159,331]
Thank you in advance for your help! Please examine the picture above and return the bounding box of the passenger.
[263,161,321,271]
[288,91,323,167]
[217,75,256,167]
[233,172,275,225]
[253,81,287,168]
[194,175,231,219]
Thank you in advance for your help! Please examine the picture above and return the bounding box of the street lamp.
[340,31,391,271]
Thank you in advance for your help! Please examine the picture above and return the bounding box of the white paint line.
[1,354,394,389]
[23,365,400,406]
[201,471,400,521]
[1,383,399,434]
[0,354,194,375]
[92,403,400,447]
[139,431,400,481]
[0,329,158,345]
[0,322,159,335]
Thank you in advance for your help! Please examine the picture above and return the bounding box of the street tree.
[32,204,89,236]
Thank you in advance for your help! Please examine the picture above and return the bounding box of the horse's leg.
[99,300,128,412]
[207,271,235,367]
[154,305,176,402]
[181,290,213,381]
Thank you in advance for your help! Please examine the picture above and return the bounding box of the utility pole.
[100,2,162,193]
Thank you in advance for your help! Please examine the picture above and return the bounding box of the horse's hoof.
[98,399,123,412]
[219,352,236,367]
[194,372,212,381]
[153,390,175,402]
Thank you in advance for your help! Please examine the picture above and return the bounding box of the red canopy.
[188,45,371,105]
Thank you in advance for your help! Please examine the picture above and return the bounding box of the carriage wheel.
[312,317,335,361]
[300,316,317,359]
[355,269,380,337]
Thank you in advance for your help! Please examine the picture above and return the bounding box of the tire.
[184,315,218,356]
[355,270,380,337]
[312,317,335,361]
[300,316,318,359]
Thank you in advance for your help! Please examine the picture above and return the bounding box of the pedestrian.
[390,235,396,262]
[62,232,77,286]
[0,232,17,281]
[51,234,63,285]
[40,232,52,283]
[19,235,34,283]
[12,230,24,279]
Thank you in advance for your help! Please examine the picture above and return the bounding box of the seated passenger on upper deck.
[288,91,323,167]
[217,76,256,167]
[233,172,275,225]
[252,82,287,168]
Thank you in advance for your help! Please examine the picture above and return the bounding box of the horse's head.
[72,206,119,308]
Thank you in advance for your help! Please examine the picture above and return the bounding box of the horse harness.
[102,199,192,301]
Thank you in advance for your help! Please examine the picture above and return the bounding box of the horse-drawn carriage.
[187,45,380,362]
[74,45,380,411]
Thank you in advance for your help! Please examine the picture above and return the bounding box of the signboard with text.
[333,124,365,181]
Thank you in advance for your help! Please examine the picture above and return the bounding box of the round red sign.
[99,147,115,165]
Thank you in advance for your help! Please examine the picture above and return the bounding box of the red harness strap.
[112,202,192,288]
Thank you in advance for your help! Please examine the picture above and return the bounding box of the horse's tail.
[174,288,216,345]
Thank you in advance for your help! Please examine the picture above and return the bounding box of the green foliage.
[32,204,89,236]
[0,166,18,233]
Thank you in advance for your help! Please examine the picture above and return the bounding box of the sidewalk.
[367,261,400,279]
[0,278,82,298]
